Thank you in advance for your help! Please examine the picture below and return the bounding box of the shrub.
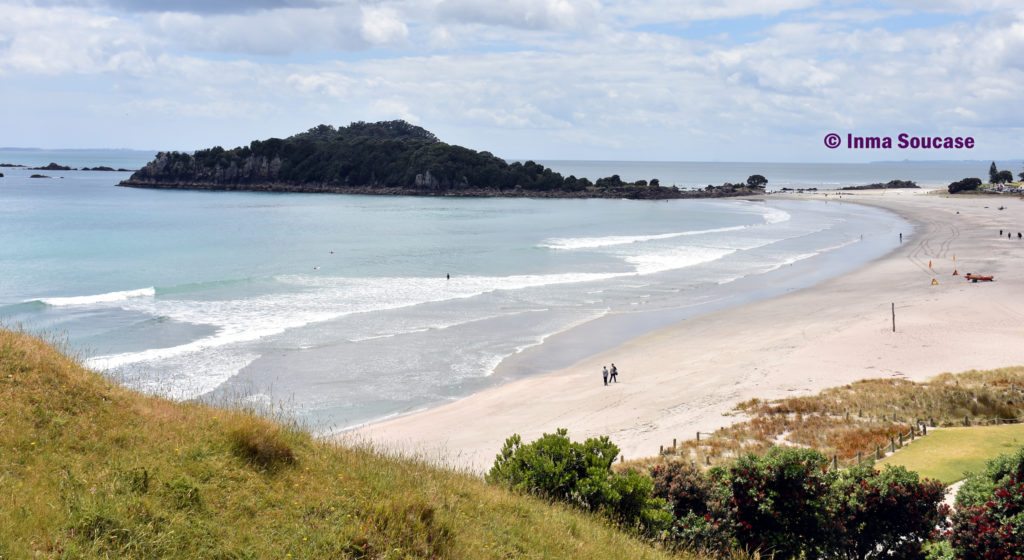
[651,461,714,519]
[832,465,948,558]
[957,446,1024,509]
[228,418,296,470]
[651,462,733,552]
[727,447,835,558]
[648,448,949,557]
[487,429,671,533]
[950,476,1024,558]
[948,177,981,194]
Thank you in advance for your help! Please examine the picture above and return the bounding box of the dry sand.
[347,189,1024,472]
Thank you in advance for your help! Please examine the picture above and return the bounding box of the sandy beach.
[348,189,1024,472]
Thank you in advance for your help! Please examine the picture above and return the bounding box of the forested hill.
[121,121,760,199]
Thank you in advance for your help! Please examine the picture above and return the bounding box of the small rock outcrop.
[33,162,72,171]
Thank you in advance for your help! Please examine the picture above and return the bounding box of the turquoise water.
[0,150,914,432]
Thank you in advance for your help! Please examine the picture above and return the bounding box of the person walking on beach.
[610,363,618,383]
[899,232,903,244]
[602,366,609,386]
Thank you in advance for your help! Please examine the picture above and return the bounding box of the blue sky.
[1,0,1022,162]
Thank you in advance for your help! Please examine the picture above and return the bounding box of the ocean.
[1,149,994,433]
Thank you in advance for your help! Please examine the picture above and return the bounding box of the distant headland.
[121,120,768,200]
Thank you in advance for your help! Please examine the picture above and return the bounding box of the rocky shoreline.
[117,179,766,200]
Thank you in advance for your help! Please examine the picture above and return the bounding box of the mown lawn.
[879,424,1024,484]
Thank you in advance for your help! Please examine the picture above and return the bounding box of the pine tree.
[989,161,998,183]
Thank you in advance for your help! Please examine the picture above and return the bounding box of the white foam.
[86,249,745,376]
[540,225,748,250]
[762,207,791,224]
[626,246,738,275]
[86,272,629,371]
[717,238,860,284]
[540,204,791,251]
[35,287,155,307]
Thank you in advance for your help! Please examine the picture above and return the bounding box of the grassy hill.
[0,329,687,559]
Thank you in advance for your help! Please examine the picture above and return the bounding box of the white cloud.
[2,0,1023,160]
[360,6,409,44]
[434,0,599,30]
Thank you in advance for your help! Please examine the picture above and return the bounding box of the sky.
[1,0,1022,162]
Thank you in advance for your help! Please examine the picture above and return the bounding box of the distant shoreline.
[118,180,765,200]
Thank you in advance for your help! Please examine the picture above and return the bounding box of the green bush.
[651,448,948,558]
[650,461,734,552]
[727,447,834,558]
[951,476,1024,557]
[487,429,671,533]
[947,177,981,194]
[957,446,1024,509]
[951,447,1024,558]
[832,465,948,558]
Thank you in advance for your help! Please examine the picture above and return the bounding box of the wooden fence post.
[858,451,863,464]
[673,438,677,452]
[899,433,904,447]
[890,438,896,453]
[659,445,663,455]
[696,432,701,442]
[964,415,970,427]
[892,302,896,333]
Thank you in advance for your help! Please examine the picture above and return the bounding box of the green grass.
[0,329,694,559]
[880,424,1024,484]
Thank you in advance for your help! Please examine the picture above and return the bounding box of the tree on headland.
[989,161,999,183]
[745,174,768,189]
[594,175,625,188]
[995,170,1014,184]
[948,177,982,194]
[650,178,660,187]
